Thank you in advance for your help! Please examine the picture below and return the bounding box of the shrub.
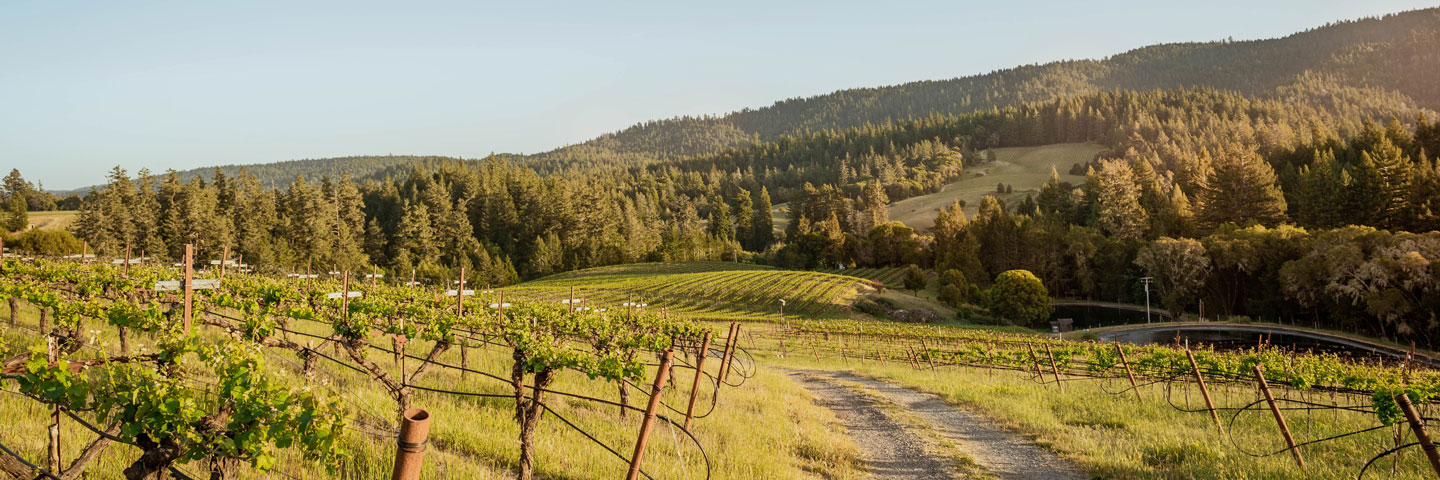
[6,229,81,255]
[985,269,1053,326]
[936,269,968,307]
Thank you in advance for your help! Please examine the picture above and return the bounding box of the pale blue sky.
[2,0,1435,190]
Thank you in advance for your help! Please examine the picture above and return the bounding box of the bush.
[5,229,82,255]
[902,265,927,294]
[853,299,888,317]
[936,269,968,307]
[954,305,972,321]
[985,269,1053,327]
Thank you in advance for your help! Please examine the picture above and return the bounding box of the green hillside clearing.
[890,143,1102,231]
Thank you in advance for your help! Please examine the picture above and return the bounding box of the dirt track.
[791,369,1087,480]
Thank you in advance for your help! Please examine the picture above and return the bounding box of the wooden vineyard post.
[81,241,88,264]
[391,408,432,480]
[453,268,468,378]
[726,323,742,383]
[1026,345,1046,388]
[1116,344,1141,401]
[342,271,351,324]
[1044,345,1063,391]
[220,246,228,280]
[1185,347,1222,432]
[123,244,131,277]
[47,336,61,475]
[920,339,937,372]
[183,243,194,334]
[1253,364,1305,468]
[717,323,738,385]
[1395,392,1440,477]
[627,348,674,480]
[683,331,712,430]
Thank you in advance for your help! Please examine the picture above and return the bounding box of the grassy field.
[505,261,877,321]
[23,210,77,231]
[0,300,866,480]
[752,329,1439,479]
[891,143,1102,232]
[768,143,1102,234]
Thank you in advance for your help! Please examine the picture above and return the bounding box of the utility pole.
[1141,277,1153,324]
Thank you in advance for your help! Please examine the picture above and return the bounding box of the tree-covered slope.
[533,8,1440,168]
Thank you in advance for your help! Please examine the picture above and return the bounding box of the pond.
[1050,304,1168,330]
[1096,325,1426,366]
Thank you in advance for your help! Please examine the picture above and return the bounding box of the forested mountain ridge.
[530,7,1440,170]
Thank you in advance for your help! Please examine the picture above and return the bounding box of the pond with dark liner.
[1094,324,1436,367]
[1048,303,1433,366]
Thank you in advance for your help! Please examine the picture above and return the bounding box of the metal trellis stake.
[391,408,432,480]
[1185,347,1222,432]
[627,348,674,480]
[1115,344,1141,401]
[683,331,712,431]
[1254,364,1305,468]
[1396,392,1440,476]
[1044,345,1063,391]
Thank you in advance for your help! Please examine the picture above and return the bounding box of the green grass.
[0,300,866,479]
[890,143,1102,232]
[505,261,876,321]
[24,210,78,231]
[767,143,1101,233]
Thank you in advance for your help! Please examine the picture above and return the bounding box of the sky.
[2,0,1436,190]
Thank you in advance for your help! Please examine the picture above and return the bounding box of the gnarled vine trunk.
[511,359,555,480]
[618,381,629,418]
[123,434,182,480]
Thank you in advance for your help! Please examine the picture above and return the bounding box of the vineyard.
[752,320,1440,478]
[0,251,819,480]
[508,262,877,321]
[815,267,913,290]
[5,247,1440,478]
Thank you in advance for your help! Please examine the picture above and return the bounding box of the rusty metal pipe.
[391,408,432,480]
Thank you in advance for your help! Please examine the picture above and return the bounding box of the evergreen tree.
[1035,166,1074,219]
[526,232,564,277]
[1359,137,1413,229]
[707,196,733,241]
[749,187,775,250]
[1090,159,1148,241]
[932,200,988,285]
[857,181,890,233]
[1195,145,1287,227]
[732,188,754,251]
[4,195,26,232]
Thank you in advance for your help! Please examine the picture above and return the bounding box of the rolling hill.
[502,261,877,321]
[890,143,1104,230]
